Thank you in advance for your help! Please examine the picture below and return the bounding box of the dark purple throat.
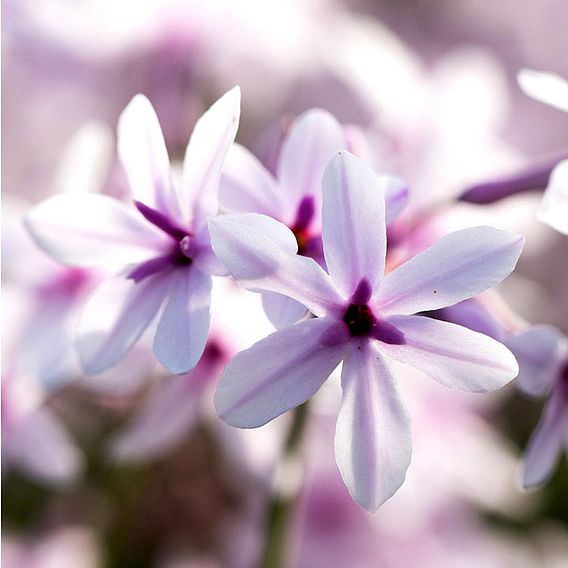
[290,196,316,255]
[342,278,405,345]
[128,201,194,283]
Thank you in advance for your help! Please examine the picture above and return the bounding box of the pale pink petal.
[219,143,283,216]
[110,375,204,463]
[5,407,82,487]
[196,211,297,278]
[506,326,565,397]
[153,268,212,375]
[518,69,568,113]
[214,212,298,253]
[25,193,168,268]
[322,152,387,297]
[262,292,308,329]
[522,392,566,489]
[335,341,411,512]
[77,274,172,374]
[181,87,241,229]
[537,159,568,235]
[117,94,179,215]
[381,315,518,392]
[208,215,343,317]
[383,177,410,226]
[191,224,229,277]
[377,226,524,316]
[277,109,347,208]
[215,317,347,427]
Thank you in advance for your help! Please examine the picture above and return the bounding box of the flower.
[507,326,568,488]
[208,151,523,512]
[219,109,408,327]
[25,87,241,375]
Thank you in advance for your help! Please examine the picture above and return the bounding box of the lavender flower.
[25,87,240,374]
[209,151,523,512]
[507,326,568,488]
[219,109,408,327]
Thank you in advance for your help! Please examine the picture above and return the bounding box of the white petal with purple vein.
[181,87,241,229]
[25,193,168,268]
[381,315,518,392]
[209,215,342,317]
[153,268,212,375]
[215,317,347,428]
[335,341,411,513]
[322,152,387,298]
[277,108,347,208]
[376,226,524,316]
[118,94,178,216]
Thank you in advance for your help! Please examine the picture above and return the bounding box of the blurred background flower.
[2,1,567,566]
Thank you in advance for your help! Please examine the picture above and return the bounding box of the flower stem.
[261,401,310,568]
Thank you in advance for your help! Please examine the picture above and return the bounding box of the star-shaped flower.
[26,87,240,374]
[209,151,523,512]
[219,109,408,327]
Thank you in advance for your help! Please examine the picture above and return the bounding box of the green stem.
[260,401,310,568]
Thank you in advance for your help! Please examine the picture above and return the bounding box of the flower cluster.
[24,87,530,513]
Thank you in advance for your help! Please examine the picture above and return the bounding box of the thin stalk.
[260,401,310,568]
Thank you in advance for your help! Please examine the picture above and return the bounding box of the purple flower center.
[342,279,405,345]
[290,196,315,255]
[127,201,194,283]
[343,303,375,336]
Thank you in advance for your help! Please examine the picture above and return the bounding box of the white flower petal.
[117,94,179,215]
[506,326,565,397]
[381,315,519,392]
[537,159,568,235]
[209,214,342,317]
[322,152,387,298]
[110,375,204,463]
[277,108,347,209]
[384,176,410,226]
[181,86,241,228]
[335,341,411,513]
[153,268,212,375]
[377,226,524,316]
[215,317,347,427]
[77,273,171,374]
[25,193,167,268]
[522,392,567,489]
[262,292,308,329]
[518,69,568,113]
[5,408,82,487]
[219,143,283,216]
